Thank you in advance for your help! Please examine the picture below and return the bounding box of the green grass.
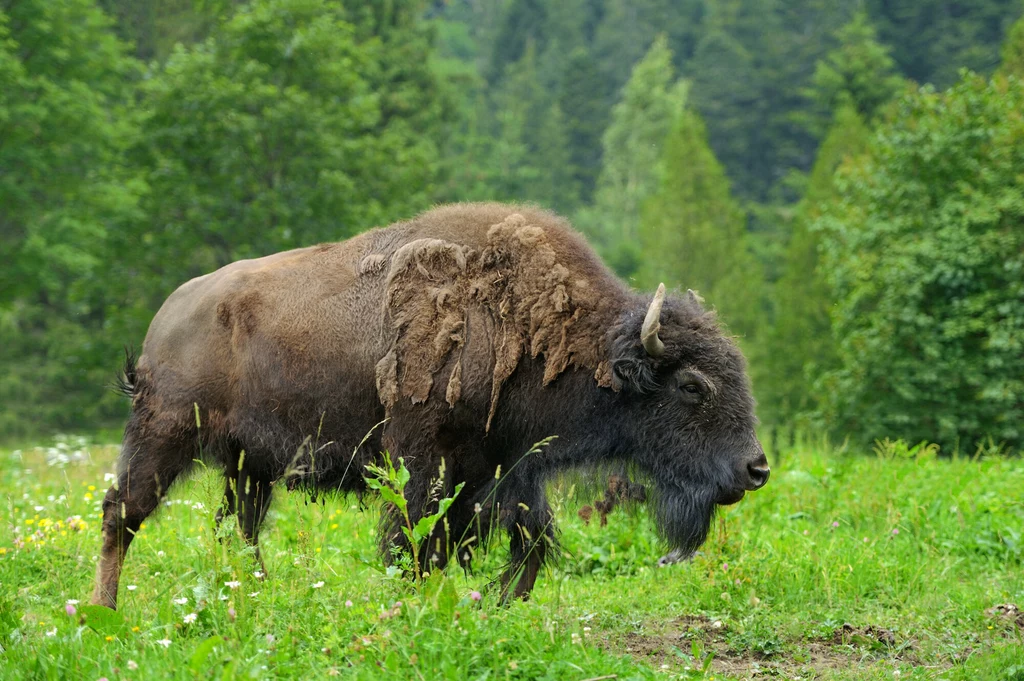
[1,436,1022,680]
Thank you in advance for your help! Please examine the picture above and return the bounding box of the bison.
[91,202,769,609]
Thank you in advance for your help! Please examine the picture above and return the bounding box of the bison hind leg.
[91,417,197,609]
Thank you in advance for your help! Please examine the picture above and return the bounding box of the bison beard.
[653,487,719,556]
[89,202,767,610]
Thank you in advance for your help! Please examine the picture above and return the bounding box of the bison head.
[608,284,769,554]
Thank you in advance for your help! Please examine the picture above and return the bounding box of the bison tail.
[112,346,139,399]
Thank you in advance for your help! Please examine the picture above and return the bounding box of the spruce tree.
[803,12,905,135]
[999,12,1024,77]
[637,107,761,344]
[763,105,871,425]
[559,46,610,204]
[581,35,687,277]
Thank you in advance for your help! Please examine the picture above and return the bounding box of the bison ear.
[686,289,704,308]
[611,357,658,395]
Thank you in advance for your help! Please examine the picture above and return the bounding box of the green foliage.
[580,35,687,277]
[558,46,608,203]
[763,105,872,425]
[96,0,244,61]
[133,0,447,298]
[364,454,465,582]
[865,0,1024,87]
[0,0,144,436]
[999,12,1024,77]
[689,0,852,202]
[591,0,702,97]
[638,107,762,344]
[803,12,906,133]
[5,0,1024,450]
[814,73,1024,451]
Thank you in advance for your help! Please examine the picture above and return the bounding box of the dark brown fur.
[91,202,768,609]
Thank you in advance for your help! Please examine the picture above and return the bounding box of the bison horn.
[641,283,666,358]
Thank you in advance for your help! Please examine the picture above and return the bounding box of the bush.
[814,72,1024,452]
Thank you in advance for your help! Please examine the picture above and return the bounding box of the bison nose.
[747,462,770,489]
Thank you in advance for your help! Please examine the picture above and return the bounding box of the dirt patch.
[830,623,896,648]
[607,616,922,680]
[985,603,1024,631]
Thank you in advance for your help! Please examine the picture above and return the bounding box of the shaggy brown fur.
[90,202,768,610]
[379,212,620,429]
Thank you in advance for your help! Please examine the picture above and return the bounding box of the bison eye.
[675,370,709,403]
[681,383,702,396]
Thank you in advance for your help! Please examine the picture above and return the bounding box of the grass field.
[1,435,1022,680]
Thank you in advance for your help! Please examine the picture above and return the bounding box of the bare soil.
[605,615,928,680]
[985,603,1024,632]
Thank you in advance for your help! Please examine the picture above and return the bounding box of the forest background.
[2,0,1022,454]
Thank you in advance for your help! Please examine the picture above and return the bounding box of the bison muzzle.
[91,202,769,609]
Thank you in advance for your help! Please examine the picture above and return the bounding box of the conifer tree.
[581,36,687,277]
[488,45,578,212]
[999,12,1024,77]
[558,46,610,205]
[638,108,761,344]
[803,12,905,135]
[762,105,871,424]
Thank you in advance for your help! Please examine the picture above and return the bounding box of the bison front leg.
[500,502,556,602]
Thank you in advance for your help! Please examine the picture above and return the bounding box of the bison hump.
[378,214,613,430]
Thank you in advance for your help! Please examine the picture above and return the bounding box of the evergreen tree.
[558,46,609,204]
[486,0,547,84]
[688,0,852,202]
[581,35,687,277]
[999,12,1024,77]
[762,105,871,425]
[487,45,578,212]
[802,12,905,135]
[865,0,1023,87]
[592,0,703,100]
[638,107,761,344]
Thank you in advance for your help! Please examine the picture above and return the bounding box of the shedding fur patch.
[359,253,389,276]
[379,214,616,430]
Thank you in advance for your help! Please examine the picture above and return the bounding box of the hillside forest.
[2,0,1023,453]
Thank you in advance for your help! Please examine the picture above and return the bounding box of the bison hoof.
[657,548,696,567]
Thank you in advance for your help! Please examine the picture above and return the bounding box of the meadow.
[1,436,1022,680]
